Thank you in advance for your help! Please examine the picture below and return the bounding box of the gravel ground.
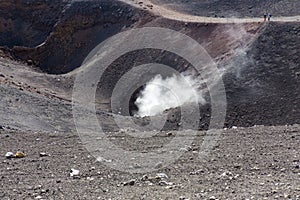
[0,1,300,199]
[0,125,299,199]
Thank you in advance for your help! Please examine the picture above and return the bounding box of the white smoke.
[134,72,206,117]
[134,24,261,117]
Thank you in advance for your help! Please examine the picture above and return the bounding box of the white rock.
[87,177,95,181]
[97,157,112,163]
[156,173,168,179]
[70,169,80,177]
[179,146,192,152]
[5,152,14,159]
[39,152,48,157]
[159,181,173,186]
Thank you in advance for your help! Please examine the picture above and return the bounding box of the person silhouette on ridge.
[263,13,267,22]
[268,13,272,21]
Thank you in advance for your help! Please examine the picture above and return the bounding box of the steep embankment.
[224,22,300,127]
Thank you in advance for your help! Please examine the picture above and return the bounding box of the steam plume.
[135,72,206,117]
[134,24,259,117]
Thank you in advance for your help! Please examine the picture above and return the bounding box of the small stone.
[87,177,95,181]
[166,132,173,136]
[148,182,154,186]
[15,151,26,158]
[159,181,173,186]
[27,60,33,65]
[179,146,192,152]
[70,169,80,177]
[272,190,278,194]
[251,166,260,170]
[155,173,168,179]
[141,175,149,181]
[36,185,42,189]
[209,196,217,200]
[219,171,234,180]
[96,157,112,163]
[165,185,174,189]
[159,181,168,186]
[190,169,205,175]
[5,152,14,159]
[280,168,286,172]
[40,189,47,193]
[39,152,48,157]
[123,179,135,186]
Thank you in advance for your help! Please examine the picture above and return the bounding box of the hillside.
[0,0,299,199]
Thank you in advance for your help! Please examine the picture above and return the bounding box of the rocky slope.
[1,0,152,73]
[0,0,299,129]
[0,0,299,199]
[223,22,300,127]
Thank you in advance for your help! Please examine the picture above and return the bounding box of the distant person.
[263,13,267,22]
[268,13,272,21]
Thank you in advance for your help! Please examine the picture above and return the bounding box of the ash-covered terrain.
[0,0,299,199]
